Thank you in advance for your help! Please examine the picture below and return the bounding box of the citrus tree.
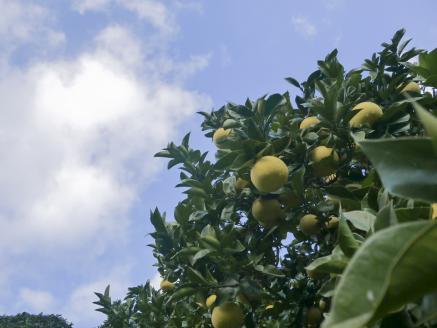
[95,29,437,328]
[0,312,72,328]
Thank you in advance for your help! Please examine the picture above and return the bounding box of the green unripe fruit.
[250,156,288,193]
[299,214,320,235]
[252,198,284,228]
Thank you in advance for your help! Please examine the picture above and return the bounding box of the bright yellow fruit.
[279,191,301,209]
[252,198,284,228]
[206,294,217,308]
[306,307,323,326]
[250,156,288,193]
[213,128,231,147]
[235,178,249,190]
[299,214,320,235]
[300,116,321,129]
[432,203,437,220]
[211,302,245,328]
[160,280,174,291]
[310,146,339,177]
[326,216,339,230]
[400,81,421,94]
[349,102,383,128]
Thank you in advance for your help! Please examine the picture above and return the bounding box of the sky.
[0,0,436,327]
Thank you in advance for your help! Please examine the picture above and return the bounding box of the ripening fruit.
[211,302,245,328]
[349,102,383,128]
[206,294,217,308]
[160,280,175,291]
[310,146,339,177]
[319,299,327,312]
[250,156,288,193]
[300,116,321,129]
[306,307,323,326]
[279,191,301,209]
[235,178,249,190]
[299,214,320,235]
[400,81,421,94]
[432,203,437,220]
[213,128,231,147]
[326,216,339,230]
[252,198,284,228]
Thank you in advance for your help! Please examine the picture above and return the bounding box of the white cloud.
[321,0,345,10]
[0,0,65,51]
[73,0,175,33]
[19,288,55,313]
[292,16,318,39]
[150,271,162,290]
[73,0,111,13]
[0,25,210,256]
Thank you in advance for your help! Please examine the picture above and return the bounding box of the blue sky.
[0,0,436,327]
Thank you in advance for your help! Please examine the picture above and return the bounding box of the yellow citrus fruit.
[432,203,437,220]
[279,191,301,209]
[211,302,245,328]
[252,198,284,228]
[310,146,339,177]
[299,214,320,235]
[206,294,217,308]
[160,280,174,291]
[306,307,323,326]
[400,81,421,94]
[235,178,249,190]
[319,299,327,312]
[299,116,321,129]
[349,102,383,128]
[250,156,288,193]
[213,128,231,147]
[326,216,339,229]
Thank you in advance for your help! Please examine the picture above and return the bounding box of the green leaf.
[341,211,376,232]
[166,287,197,304]
[305,247,349,275]
[186,267,210,286]
[357,137,437,203]
[191,249,214,265]
[337,219,360,257]
[322,221,437,328]
[285,77,303,91]
[411,101,437,153]
[254,264,285,277]
[374,202,398,232]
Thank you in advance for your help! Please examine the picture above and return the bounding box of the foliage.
[95,29,437,328]
[0,312,72,328]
